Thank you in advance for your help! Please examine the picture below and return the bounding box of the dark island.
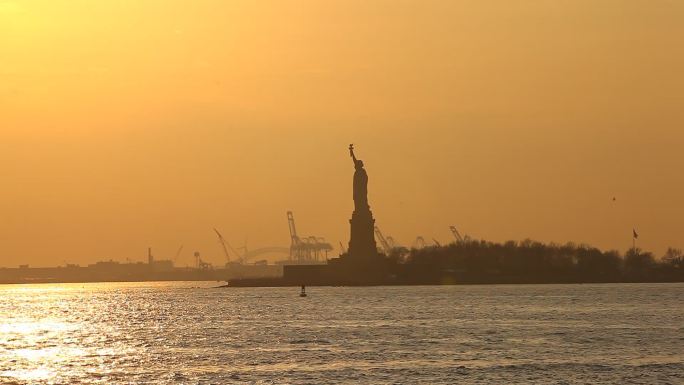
[228,239,684,287]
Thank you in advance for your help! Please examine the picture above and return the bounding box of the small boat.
[299,285,307,297]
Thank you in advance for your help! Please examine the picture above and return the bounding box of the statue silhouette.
[346,144,378,261]
[349,144,369,211]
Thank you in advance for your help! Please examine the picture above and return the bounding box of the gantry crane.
[287,211,332,262]
[287,211,301,260]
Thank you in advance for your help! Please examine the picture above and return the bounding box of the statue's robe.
[353,166,368,211]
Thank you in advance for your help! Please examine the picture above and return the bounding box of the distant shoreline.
[1,278,683,287]
[0,262,281,285]
[4,239,682,287]
[0,278,225,285]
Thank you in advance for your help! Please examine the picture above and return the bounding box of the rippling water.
[1,282,682,384]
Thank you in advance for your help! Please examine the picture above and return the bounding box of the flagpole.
[632,228,637,254]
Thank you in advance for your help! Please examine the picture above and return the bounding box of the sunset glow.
[2,1,683,267]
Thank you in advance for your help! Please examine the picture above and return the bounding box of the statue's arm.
[349,146,357,164]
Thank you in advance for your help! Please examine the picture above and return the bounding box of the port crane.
[214,228,242,264]
[374,226,392,254]
[413,236,427,249]
[287,211,332,262]
[174,245,184,263]
[287,211,301,260]
[194,251,212,270]
[213,229,290,264]
[449,226,464,242]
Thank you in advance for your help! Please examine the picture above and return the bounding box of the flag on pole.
[633,229,639,239]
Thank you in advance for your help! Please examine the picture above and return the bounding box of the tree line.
[385,239,683,283]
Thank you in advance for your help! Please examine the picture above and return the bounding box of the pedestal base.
[347,208,378,259]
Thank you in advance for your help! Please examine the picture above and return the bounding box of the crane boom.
[174,245,184,262]
[374,226,392,254]
[449,226,464,242]
[287,211,299,244]
[214,228,236,263]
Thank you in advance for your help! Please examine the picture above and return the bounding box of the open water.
[0,282,682,384]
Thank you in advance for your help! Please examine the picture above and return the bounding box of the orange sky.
[1,1,683,267]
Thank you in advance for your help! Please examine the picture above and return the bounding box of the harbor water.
[1,282,682,384]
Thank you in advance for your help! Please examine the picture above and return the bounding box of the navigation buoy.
[299,285,307,297]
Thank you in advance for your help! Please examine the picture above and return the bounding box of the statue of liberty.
[349,144,369,211]
[346,144,378,260]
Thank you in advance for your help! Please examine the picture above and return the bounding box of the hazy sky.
[1,1,683,267]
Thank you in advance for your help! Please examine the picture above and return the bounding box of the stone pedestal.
[347,208,378,259]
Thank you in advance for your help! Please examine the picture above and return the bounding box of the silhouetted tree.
[662,248,683,268]
[624,248,655,276]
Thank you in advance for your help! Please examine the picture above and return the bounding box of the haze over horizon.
[2,1,683,267]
